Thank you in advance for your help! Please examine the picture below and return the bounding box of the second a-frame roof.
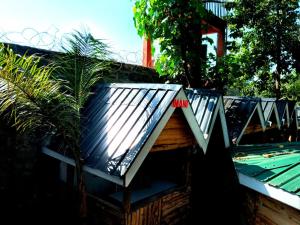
[185,88,230,149]
[261,98,281,129]
[224,96,266,145]
[76,83,206,186]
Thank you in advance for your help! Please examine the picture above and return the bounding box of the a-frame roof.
[185,88,230,149]
[223,96,266,145]
[261,98,281,129]
[44,83,208,187]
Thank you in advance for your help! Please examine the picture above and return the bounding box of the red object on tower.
[143,38,153,67]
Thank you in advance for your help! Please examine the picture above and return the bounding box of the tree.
[133,0,212,87]
[0,44,77,143]
[0,31,111,221]
[226,0,300,98]
[51,30,111,218]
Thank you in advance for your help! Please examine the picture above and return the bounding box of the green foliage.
[53,30,111,109]
[133,0,208,87]
[0,44,77,141]
[282,72,300,102]
[0,31,112,218]
[226,0,300,98]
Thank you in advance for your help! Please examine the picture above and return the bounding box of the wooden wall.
[242,187,300,225]
[125,190,191,225]
[151,110,196,152]
[87,189,191,225]
[87,194,123,225]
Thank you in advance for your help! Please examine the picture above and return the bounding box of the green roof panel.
[233,142,300,197]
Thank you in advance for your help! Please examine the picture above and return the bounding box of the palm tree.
[52,30,111,218]
[53,30,111,108]
[0,31,111,221]
[0,44,78,144]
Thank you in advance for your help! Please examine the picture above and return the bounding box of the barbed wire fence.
[0,27,144,65]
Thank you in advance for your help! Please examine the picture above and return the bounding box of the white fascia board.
[124,99,176,187]
[108,83,182,91]
[256,103,267,131]
[237,172,300,210]
[178,89,207,153]
[205,97,230,149]
[273,104,282,130]
[42,147,123,186]
[218,97,230,148]
[236,105,259,145]
[285,104,291,127]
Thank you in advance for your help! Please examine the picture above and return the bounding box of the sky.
[0,0,217,65]
[0,0,143,64]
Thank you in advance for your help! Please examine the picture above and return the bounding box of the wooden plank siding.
[125,190,191,225]
[87,194,123,225]
[151,110,196,152]
[242,188,300,225]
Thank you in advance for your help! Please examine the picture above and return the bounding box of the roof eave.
[237,172,300,210]
[42,146,124,186]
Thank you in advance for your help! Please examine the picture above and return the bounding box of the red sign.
[172,99,189,108]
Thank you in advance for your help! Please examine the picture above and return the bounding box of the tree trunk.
[188,23,203,88]
[275,3,282,99]
[73,148,88,224]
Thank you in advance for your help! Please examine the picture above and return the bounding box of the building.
[232,142,300,225]
[43,83,240,225]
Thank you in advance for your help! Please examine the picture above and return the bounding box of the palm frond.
[53,30,112,108]
[0,44,79,146]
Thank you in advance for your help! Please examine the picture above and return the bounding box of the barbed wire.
[0,27,62,50]
[0,27,143,65]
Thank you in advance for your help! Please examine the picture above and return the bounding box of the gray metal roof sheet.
[223,96,263,144]
[81,83,182,179]
[185,89,220,135]
[276,100,289,127]
[185,88,229,147]
[261,98,275,119]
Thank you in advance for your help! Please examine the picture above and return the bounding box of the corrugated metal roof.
[232,142,300,198]
[77,83,207,186]
[261,98,276,121]
[186,88,230,148]
[223,96,264,144]
[81,83,181,178]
